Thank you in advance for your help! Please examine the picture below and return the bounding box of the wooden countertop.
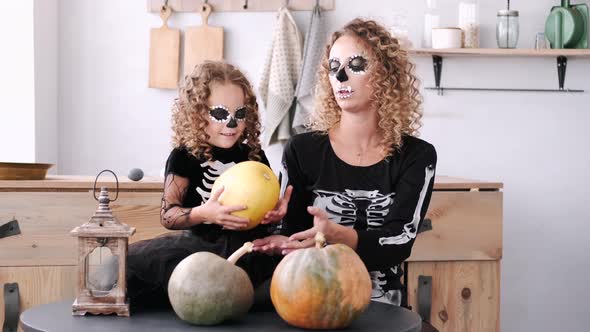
[0,175,503,191]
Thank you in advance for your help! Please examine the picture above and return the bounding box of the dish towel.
[259,7,302,147]
[293,3,327,133]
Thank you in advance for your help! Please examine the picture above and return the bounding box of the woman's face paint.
[329,54,368,81]
[348,54,368,74]
[328,35,373,112]
[205,82,248,149]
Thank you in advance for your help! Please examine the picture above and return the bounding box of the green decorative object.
[545,0,588,49]
[167,243,254,325]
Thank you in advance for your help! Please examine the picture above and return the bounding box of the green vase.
[545,0,588,49]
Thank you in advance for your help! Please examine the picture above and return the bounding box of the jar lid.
[497,9,519,16]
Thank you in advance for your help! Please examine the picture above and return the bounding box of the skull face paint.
[329,54,369,82]
[328,35,373,111]
[205,82,248,149]
[348,55,368,74]
[209,105,248,129]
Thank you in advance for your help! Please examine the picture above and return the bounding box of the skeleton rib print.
[311,164,435,243]
[309,164,435,306]
[196,160,236,201]
[312,189,396,229]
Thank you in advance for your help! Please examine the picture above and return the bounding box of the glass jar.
[459,0,479,48]
[423,0,440,48]
[496,10,519,48]
[391,11,412,49]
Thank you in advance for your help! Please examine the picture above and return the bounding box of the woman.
[253,18,437,306]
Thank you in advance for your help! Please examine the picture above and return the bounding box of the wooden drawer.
[409,191,503,262]
[406,190,502,332]
[0,191,168,267]
[0,266,76,330]
[0,185,171,330]
[407,261,500,332]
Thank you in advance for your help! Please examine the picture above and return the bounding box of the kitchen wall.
[0,1,36,163]
[39,0,590,330]
[34,0,59,171]
[0,0,58,169]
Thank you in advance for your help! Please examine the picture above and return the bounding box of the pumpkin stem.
[315,232,326,248]
[227,242,253,265]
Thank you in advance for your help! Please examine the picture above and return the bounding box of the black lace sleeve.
[160,174,194,230]
[159,149,196,230]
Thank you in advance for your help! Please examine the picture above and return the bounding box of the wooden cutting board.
[184,3,224,76]
[148,5,180,89]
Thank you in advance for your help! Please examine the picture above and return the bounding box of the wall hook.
[161,0,169,12]
[243,0,249,10]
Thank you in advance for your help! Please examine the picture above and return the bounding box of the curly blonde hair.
[171,61,262,161]
[311,18,423,156]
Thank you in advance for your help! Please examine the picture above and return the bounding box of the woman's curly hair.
[311,18,423,156]
[171,61,262,161]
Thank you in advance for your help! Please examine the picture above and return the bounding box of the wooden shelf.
[410,48,590,94]
[410,48,590,58]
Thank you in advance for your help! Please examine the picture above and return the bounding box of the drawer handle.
[0,219,21,239]
[418,218,432,234]
[3,282,20,332]
[417,275,432,322]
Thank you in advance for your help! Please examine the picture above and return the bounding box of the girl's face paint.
[205,82,248,149]
[208,105,248,126]
[328,35,373,112]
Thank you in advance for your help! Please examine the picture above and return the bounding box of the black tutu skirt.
[126,230,278,311]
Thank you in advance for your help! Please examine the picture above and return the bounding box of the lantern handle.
[93,169,119,202]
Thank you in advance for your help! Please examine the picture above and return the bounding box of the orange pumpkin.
[270,233,372,329]
[211,161,280,230]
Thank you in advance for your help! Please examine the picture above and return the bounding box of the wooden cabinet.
[0,176,170,330]
[0,175,502,331]
[407,178,503,332]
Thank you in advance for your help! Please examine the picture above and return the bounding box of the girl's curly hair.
[311,18,423,156]
[171,61,262,161]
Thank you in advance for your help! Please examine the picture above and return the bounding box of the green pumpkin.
[168,243,254,325]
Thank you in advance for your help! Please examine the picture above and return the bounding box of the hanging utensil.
[184,3,224,76]
[149,4,180,89]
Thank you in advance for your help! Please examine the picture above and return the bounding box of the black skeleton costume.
[280,132,437,306]
[126,144,278,309]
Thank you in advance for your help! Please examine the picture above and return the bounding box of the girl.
[127,61,288,309]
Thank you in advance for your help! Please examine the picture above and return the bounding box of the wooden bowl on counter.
[0,162,54,180]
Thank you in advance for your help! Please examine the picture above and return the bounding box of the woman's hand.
[280,206,334,254]
[282,206,358,254]
[191,185,250,230]
[261,185,293,224]
[251,235,290,255]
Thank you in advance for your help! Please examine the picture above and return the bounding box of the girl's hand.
[192,185,250,230]
[252,235,290,255]
[261,185,293,224]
